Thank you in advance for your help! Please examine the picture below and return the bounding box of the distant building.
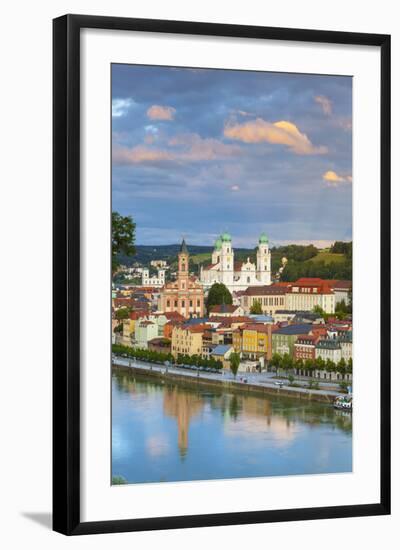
[200,233,271,292]
[141,267,165,288]
[158,239,205,318]
[150,260,168,269]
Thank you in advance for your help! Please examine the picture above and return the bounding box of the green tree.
[112,211,136,273]
[229,352,241,378]
[115,307,130,320]
[288,374,295,385]
[250,299,263,314]
[206,282,232,314]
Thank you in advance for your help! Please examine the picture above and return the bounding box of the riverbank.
[112,361,340,404]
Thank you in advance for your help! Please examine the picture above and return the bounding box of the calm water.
[112,370,352,484]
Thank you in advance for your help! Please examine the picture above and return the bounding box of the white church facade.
[200,233,272,293]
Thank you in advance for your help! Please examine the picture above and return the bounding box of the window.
[247,277,250,283]
[174,300,178,307]
[190,300,193,307]
[181,300,185,307]
[167,300,170,307]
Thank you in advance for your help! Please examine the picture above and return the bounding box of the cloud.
[113,134,240,166]
[113,145,173,165]
[314,95,333,115]
[112,98,134,117]
[323,170,352,186]
[231,185,240,191]
[147,105,176,120]
[224,118,327,155]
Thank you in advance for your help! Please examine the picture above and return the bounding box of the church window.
[197,300,200,307]
[190,300,193,307]
[167,300,170,307]
[181,300,185,307]
[174,300,178,307]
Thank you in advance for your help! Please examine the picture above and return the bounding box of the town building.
[315,339,342,364]
[171,324,206,358]
[285,278,335,314]
[271,324,313,356]
[158,239,205,318]
[293,334,319,361]
[134,320,158,349]
[210,344,234,369]
[200,233,272,292]
[240,285,287,315]
[148,337,172,354]
[233,323,274,362]
[326,280,352,306]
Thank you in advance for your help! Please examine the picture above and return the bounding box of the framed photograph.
[53,14,391,535]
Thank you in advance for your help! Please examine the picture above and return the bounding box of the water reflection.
[112,370,352,484]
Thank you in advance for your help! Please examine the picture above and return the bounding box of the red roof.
[210,304,240,313]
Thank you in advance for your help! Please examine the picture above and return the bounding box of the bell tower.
[257,232,271,285]
[178,238,189,289]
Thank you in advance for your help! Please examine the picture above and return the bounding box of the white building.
[141,267,165,287]
[200,233,271,293]
[285,278,335,314]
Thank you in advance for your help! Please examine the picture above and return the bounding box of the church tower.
[178,238,189,290]
[257,233,271,285]
[220,232,234,287]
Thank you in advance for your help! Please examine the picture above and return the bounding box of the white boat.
[334,395,353,411]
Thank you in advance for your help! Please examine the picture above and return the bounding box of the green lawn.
[306,252,346,264]
[190,252,212,265]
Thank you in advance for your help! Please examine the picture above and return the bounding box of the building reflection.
[163,387,202,458]
[113,372,352,458]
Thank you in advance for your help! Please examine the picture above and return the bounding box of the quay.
[112,356,342,404]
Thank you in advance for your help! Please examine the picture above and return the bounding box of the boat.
[334,395,353,411]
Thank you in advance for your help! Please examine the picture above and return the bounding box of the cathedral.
[200,233,272,293]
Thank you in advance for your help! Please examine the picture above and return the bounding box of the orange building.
[158,239,205,319]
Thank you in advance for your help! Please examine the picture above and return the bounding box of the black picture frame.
[53,14,391,535]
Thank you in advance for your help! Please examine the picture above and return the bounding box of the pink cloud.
[224,118,327,155]
[147,105,176,120]
[323,170,352,187]
[314,95,333,115]
[113,134,240,166]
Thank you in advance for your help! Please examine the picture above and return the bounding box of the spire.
[180,238,188,254]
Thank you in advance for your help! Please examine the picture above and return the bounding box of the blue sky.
[112,64,352,248]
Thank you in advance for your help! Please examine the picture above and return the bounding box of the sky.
[112,64,352,248]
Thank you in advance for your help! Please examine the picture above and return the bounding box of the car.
[274,380,284,387]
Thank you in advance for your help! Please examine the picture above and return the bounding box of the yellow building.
[171,324,206,358]
[233,323,273,360]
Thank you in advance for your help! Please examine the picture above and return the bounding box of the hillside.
[117,242,352,282]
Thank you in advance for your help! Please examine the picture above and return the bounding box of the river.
[112,370,352,484]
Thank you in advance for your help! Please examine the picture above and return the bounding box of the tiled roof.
[210,304,239,313]
[212,344,233,356]
[242,285,287,296]
[272,324,313,336]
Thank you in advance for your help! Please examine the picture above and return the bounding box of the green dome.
[259,232,269,244]
[214,238,222,250]
[221,232,231,242]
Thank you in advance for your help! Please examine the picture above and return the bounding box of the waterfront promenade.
[112,355,343,403]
